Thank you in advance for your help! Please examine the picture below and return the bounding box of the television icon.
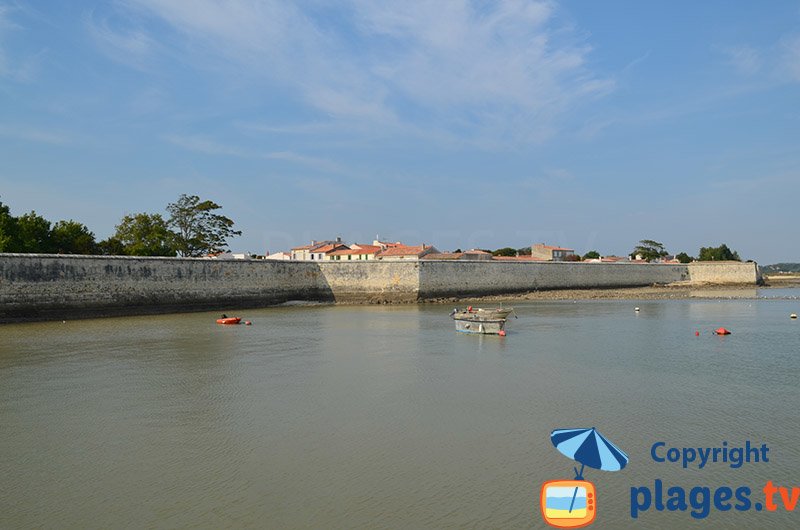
[540,480,596,528]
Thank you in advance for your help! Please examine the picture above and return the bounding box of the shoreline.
[421,282,797,303]
[3,283,795,324]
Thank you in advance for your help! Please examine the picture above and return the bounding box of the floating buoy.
[713,327,731,335]
[791,314,798,319]
[467,306,473,312]
[245,321,252,326]
[498,330,506,337]
[634,307,640,312]
[695,331,700,336]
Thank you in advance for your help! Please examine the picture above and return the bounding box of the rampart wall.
[686,261,763,285]
[0,254,761,322]
[418,261,688,298]
[0,254,328,322]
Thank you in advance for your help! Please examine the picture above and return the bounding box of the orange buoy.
[498,330,506,337]
[713,327,731,335]
[245,321,252,326]
[216,317,241,325]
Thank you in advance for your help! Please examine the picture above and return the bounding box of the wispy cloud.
[162,133,346,173]
[722,45,761,76]
[719,33,800,85]
[84,6,159,71]
[107,0,612,145]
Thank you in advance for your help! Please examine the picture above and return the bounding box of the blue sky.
[1,1,798,262]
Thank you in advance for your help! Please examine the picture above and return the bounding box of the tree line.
[630,240,741,262]
[0,195,240,257]
[488,241,743,262]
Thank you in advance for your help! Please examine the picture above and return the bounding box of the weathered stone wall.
[0,254,329,322]
[687,261,762,285]
[418,261,689,298]
[318,261,419,303]
[0,254,761,322]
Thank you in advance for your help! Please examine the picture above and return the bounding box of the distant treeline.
[761,263,800,274]
[0,195,240,257]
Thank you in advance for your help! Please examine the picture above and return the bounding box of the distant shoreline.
[423,282,797,303]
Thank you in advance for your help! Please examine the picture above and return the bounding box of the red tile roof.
[378,245,428,257]
[349,244,382,253]
[311,243,347,254]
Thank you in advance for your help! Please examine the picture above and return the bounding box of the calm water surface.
[2,291,799,529]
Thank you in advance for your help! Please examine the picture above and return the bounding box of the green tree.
[112,213,175,256]
[0,199,18,252]
[698,244,740,261]
[631,239,668,262]
[50,220,98,254]
[517,246,532,256]
[675,252,694,264]
[15,211,52,253]
[97,237,126,256]
[167,195,241,257]
[492,247,517,257]
[583,250,600,260]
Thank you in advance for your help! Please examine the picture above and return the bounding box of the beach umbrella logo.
[540,427,629,528]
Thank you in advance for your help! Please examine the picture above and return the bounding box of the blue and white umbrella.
[550,427,629,514]
[550,427,629,479]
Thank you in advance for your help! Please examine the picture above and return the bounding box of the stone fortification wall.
[317,261,419,303]
[687,261,762,285]
[0,254,761,322]
[0,254,328,322]
[418,261,689,298]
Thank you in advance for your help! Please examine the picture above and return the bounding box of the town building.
[531,243,575,261]
[264,251,292,260]
[291,237,345,260]
[307,242,349,261]
[373,240,404,250]
[327,244,382,261]
[376,244,439,260]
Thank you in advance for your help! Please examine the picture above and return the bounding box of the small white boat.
[450,306,515,334]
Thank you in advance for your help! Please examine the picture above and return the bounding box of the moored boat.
[216,317,241,325]
[450,306,514,335]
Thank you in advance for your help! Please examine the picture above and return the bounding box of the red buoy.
[695,331,700,336]
[714,327,731,335]
[498,330,506,337]
[245,321,252,326]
